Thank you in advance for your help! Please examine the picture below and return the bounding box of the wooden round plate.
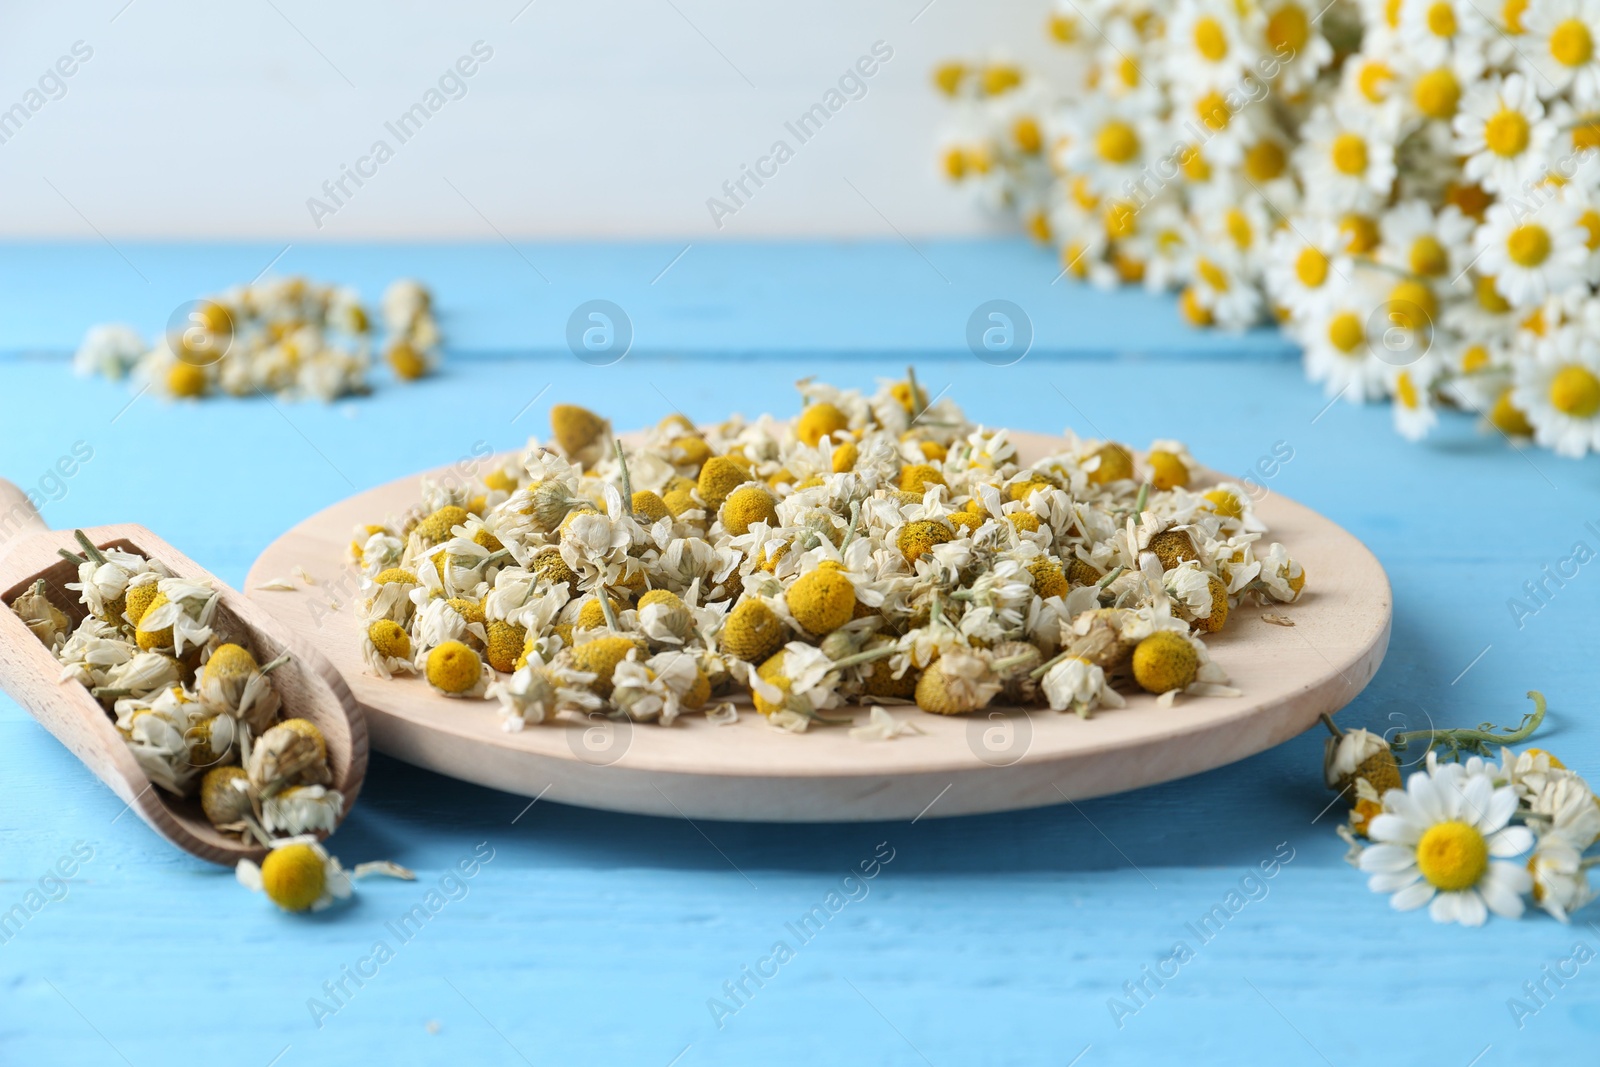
[244,431,1390,822]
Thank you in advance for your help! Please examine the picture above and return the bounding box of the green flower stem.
[73,530,107,565]
[839,500,862,555]
[1391,691,1547,758]
[827,645,899,671]
[614,440,634,516]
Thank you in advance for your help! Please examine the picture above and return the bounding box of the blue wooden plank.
[0,250,1596,1065]
[0,240,1295,360]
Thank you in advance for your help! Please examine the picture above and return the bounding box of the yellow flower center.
[1104,200,1138,239]
[1328,311,1365,353]
[1550,364,1600,417]
[1181,145,1213,181]
[1476,274,1512,312]
[1340,213,1380,254]
[1204,488,1244,518]
[1194,16,1230,61]
[1131,631,1200,693]
[260,843,328,912]
[1461,344,1491,372]
[1581,209,1600,250]
[1359,61,1395,102]
[1388,280,1438,330]
[1409,235,1449,276]
[1503,0,1528,33]
[1118,56,1141,87]
[1244,140,1287,181]
[1096,120,1139,163]
[1573,115,1600,150]
[1492,388,1537,434]
[1331,132,1369,176]
[1395,371,1421,410]
[1413,68,1461,119]
[1196,92,1232,133]
[1014,116,1042,154]
[1196,257,1230,291]
[1049,14,1078,42]
[1506,223,1552,266]
[1415,820,1489,891]
[425,640,483,694]
[1484,108,1531,157]
[1267,3,1310,52]
[1427,1,1458,38]
[1296,247,1330,287]
[1180,287,1214,326]
[1225,208,1253,249]
[1386,0,1403,28]
[1551,18,1594,66]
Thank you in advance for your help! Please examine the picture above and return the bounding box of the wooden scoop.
[0,478,367,866]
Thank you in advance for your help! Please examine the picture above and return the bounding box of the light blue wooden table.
[1,240,1593,1065]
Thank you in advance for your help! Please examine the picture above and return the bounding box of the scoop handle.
[0,478,49,545]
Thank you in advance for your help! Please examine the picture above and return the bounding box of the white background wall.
[0,1,1059,239]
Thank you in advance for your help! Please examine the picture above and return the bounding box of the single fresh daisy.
[1473,198,1587,308]
[1404,47,1487,126]
[1398,0,1492,68]
[1166,0,1263,90]
[1511,320,1600,455]
[1359,755,1534,925]
[1388,357,1441,440]
[1297,99,1401,211]
[1376,199,1476,283]
[1454,73,1556,193]
[1260,0,1337,91]
[1296,275,1393,401]
[1265,215,1356,319]
[1520,0,1600,105]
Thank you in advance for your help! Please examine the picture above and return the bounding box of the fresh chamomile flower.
[1296,274,1394,402]
[1389,358,1442,441]
[236,838,353,913]
[1520,0,1600,104]
[1166,0,1263,90]
[1265,216,1355,319]
[1511,320,1600,454]
[1473,198,1587,307]
[1296,99,1402,211]
[1398,0,1491,68]
[1454,73,1556,193]
[1359,755,1534,925]
[1377,200,1476,283]
[1183,251,1264,330]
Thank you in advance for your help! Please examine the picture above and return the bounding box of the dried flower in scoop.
[248,718,332,798]
[11,580,70,652]
[197,643,287,733]
[261,784,345,837]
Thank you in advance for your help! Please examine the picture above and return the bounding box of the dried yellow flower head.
[896,520,954,565]
[1131,632,1199,693]
[721,486,778,535]
[486,620,526,673]
[567,636,640,698]
[796,402,849,446]
[414,505,469,545]
[368,618,412,659]
[426,641,484,695]
[697,457,746,511]
[259,842,327,912]
[550,404,609,457]
[718,599,787,662]
[786,568,856,635]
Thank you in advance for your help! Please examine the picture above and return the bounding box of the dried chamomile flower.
[136,577,220,656]
[197,643,287,733]
[261,784,345,837]
[348,375,1306,738]
[488,662,601,730]
[11,580,70,652]
[424,640,488,698]
[237,838,352,913]
[200,766,255,832]
[1322,724,1402,798]
[248,718,332,798]
[81,275,437,403]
